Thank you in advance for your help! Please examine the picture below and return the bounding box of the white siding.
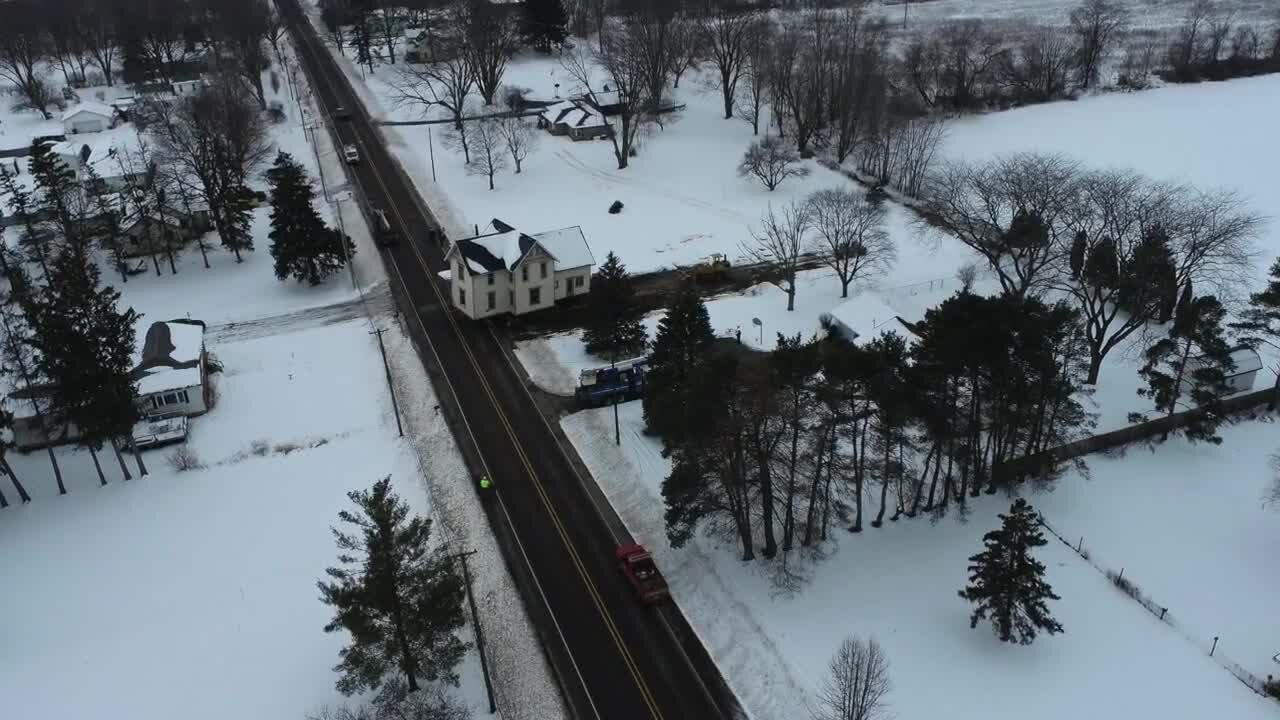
[141,385,206,417]
[512,248,556,315]
[553,267,591,301]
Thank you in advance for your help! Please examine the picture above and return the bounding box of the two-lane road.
[276,4,736,720]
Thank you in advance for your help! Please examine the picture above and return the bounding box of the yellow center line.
[286,17,664,720]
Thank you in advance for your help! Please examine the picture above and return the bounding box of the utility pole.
[428,126,437,182]
[448,550,496,714]
[370,327,403,436]
[611,354,620,446]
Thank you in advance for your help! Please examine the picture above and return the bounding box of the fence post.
[1117,567,1124,584]
[1076,536,1083,553]
[1159,607,1167,621]
[1211,636,1219,657]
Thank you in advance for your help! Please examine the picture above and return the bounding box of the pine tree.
[522,0,567,53]
[958,498,1063,645]
[1068,229,1087,280]
[0,287,66,493]
[29,140,87,248]
[582,251,646,359]
[319,477,467,696]
[644,281,715,445]
[267,152,352,285]
[1230,257,1280,409]
[0,167,53,276]
[1135,294,1234,443]
[220,185,256,262]
[21,246,141,484]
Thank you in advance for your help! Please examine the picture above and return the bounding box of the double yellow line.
[287,14,663,720]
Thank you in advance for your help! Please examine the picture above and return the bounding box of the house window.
[487,291,496,310]
[456,261,464,277]
[487,273,494,285]
[150,389,191,410]
[529,287,541,306]
[540,262,548,279]
[522,265,529,282]
[459,288,467,306]
[575,275,585,288]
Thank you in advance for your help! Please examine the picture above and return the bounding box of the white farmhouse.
[445,220,595,319]
[61,101,116,134]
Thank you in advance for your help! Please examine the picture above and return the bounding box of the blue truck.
[575,356,649,407]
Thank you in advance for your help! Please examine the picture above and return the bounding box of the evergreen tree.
[1134,294,1234,443]
[582,251,646,359]
[220,185,256,262]
[644,281,715,445]
[267,152,351,285]
[1230,257,1280,409]
[1119,224,1178,323]
[522,0,567,53]
[0,167,53,276]
[29,141,88,249]
[866,331,912,528]
[319,477,467,696]
[21,247,141,484]
[1068,229,1087,280]
[0,289,65,493]
[958,498,1063,644]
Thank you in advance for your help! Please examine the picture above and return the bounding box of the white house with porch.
[444,220,595,319]
[6,319,210,450]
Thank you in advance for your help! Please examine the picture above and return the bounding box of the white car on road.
[343,144,359,164]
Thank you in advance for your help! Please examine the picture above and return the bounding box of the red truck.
[616,543,669,604]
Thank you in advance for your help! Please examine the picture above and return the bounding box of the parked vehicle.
[575,357,647,407]
[333,106,352,120]
[131,414,189,449]
[343,144,360,164]
[616,544,668,604]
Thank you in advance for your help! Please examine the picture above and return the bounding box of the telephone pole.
[370,327,403,436]
[447,550,496,714]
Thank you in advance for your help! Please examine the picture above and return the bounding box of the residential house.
[537,100,610,141]
[444,220,595,319]
[8,319,210,449]
[61,101,116,134]
[580,87,626,116]
[50,127,145,193]
[820,293,917,347]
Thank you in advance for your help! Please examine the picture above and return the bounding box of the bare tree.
[665,15,703,90]
[1167,0,1215,77]
[768,21,827,156]
[829,10,890,165]
[745,202,809,311]
[919,152,1081,298]
[733,22,772,135]
[812,635,891,720]
[807,188,895,298]
[619,0,680,107]
[387,55,475,160]
[700,2,762,120]
[1119,31,1163,88]
[560,30,647,169]
[858,113,946,198]
[149,79,273,262]
[0,0,54,119]
[46,2,88,87]
[1168,186,1263,303]
[1267,451,1280,509]
[999,25,1074,103]
[266,3,289,67]
[934,20,1005,110]
[459,0,520,106]
[467,115,508,189]
[78,0,118,86]
[497,115,539,173]
[208,0,273,109]
[369,0,405,63]
[1068,0,1131,89]
[739,135,810,192]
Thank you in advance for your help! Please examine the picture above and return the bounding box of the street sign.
[751,317,762,326]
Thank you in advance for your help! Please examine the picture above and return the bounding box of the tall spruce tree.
[29,141,89,249]
[0,288,66,493]
[582,251,646,359]
[0,167,53,276]
[644,281,715,446]
[319,477,467,696]
[1230,257,1280,409]
[958,498,1063,644]
[21,247,141,484]
[1134,294,1234,443]
[267,152,351,285]
[522,0,567,52]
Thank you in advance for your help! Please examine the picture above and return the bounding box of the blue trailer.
[576,356,649,407]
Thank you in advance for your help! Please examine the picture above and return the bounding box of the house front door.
[566,278,574,297]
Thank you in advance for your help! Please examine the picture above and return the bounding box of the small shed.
[61,102,115,135]
[1181,346,1264,396]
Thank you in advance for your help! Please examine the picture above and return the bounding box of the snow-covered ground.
[563,400,1280,720]
[0,35,565,720]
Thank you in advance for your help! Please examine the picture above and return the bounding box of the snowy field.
[563,400,1280,720]
[880,0,1278,33]
[0,37,565,720]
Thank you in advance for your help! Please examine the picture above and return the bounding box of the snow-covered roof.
[586,89,621,107]
[821,293,912,346]
[449,221,594,274]
[131,320,205,396]
[404,27,426,40]
[61,101,115,122]
[1229,347,1263,375]
[564,105,605,129]
[539,100,577,124]
[532,226,593,270]
[49,126,143,178]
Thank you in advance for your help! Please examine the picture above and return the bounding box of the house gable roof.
[447,219,594,273]
[61,102,115,122]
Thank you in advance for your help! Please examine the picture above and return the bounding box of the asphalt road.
[276,5,737,720]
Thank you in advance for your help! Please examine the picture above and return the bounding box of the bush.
[250,439,271,456]
[267,101,286,125]
[166,446,202,472]
[1106,569,1142,600]
[1264,676,1280,700]
[608,200,624,214]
